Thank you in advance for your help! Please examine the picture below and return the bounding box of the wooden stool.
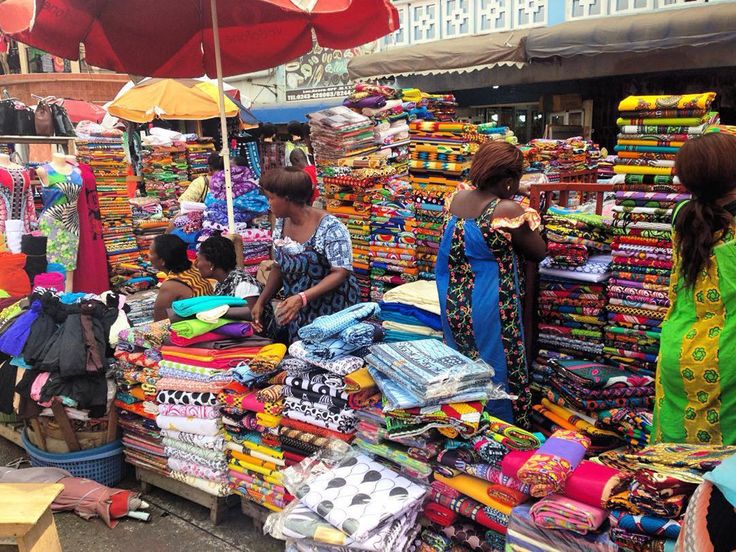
[0,483,63,552]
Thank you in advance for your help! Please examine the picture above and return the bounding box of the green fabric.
[715,239,736,445]
[171,295,245,318]
[170,317,231,339]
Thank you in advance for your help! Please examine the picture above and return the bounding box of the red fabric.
[0,252,30,296]
[13,0,399,78]
[304,165,319,203]
[63,99,106,124]
[73,163,109,294]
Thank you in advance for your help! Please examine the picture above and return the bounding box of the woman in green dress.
[653,133,736,445]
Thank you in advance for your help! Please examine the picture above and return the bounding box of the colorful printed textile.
[530,494,607,534]
[516,430,590,497]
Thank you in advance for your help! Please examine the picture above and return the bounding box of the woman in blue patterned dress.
[437,142,547,427]
[254,167,359,343]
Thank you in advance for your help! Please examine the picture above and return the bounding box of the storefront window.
[26,47,71,73]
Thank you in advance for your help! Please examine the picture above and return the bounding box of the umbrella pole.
[210,0,235,234]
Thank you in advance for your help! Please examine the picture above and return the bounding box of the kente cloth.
[435,449,529,504]
[297,302,381,341]
[296,452,426,542]
[507,505,618,552]
[515,430,590,498]
[675,479,736,552]
[354,438,433,479]
[117,320,170,349]
[610,511,681,539]
[529,494,607,535]
[617,93,716,112]
[385,400,484,438]
[433,472,513,514]
[427,486,509,534]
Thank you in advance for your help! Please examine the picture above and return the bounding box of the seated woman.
[195,233,260,312]
[254,167,359,343]
[150,234,213,321]
[437,141,547,427]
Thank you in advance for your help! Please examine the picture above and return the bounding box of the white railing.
[383,0,549,48]
[568,0,721,20]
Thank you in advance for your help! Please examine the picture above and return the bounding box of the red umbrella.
[12,0,399,231]
[62,99,107,124]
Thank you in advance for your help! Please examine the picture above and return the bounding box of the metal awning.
[526,3,736,59]
[347,30,527,81]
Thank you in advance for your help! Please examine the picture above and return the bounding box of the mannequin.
[65,154,78,166]
[0,152,34,255]
[37,151,83,292]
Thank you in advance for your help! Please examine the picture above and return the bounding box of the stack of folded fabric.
[409,121,478,279]
[402,89,458,122]
[532,357,654,448]
[218,343,291,512]
[76,131,141,271]
[203,165,269,231]
[475,122,517,144]
[597,442,736,551]
[155,295,263,499]
[125,290,157,325]
[309,106,378,162]
[265,448,427,550]
[114,320,170,476]
[378,280,442,342]
[239,228,272,276]
[170,207,205,254]
[597,155,616,182]
[606,92,718,377]
[128,196,170,257]
[537,212,612,361]
[341,84,417,301]
[185,139,216,181]
[521,138,601,182]
[140,144,189,216]
[283,303,384,443]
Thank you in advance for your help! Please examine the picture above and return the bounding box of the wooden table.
[0,483,63,552]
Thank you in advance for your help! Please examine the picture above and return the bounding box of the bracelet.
[298,292,308,307]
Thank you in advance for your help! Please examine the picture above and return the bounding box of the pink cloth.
[169,330,228,347]
[30,372,51,407]
[157,403,221,419]
[34,272,65,292]
[73,163,109,294]
[530,494,607,534]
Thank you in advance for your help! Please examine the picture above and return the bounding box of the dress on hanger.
[73,163,109,294]
[38,163,83,270]
[0,166,37,253]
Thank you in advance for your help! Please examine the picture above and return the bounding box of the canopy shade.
[249,98,342,124]
[348,30,527,81]
[526,3,736,59]
[107,78,242,123]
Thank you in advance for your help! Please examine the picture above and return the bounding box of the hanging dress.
[73,163,110,294]
[273,215,360,343]
[0,166,37,253]
[653,201,736,445]
[38,164,82,271]
[436,197,540,428]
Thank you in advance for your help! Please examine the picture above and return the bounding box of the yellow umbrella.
[107,78,240,123]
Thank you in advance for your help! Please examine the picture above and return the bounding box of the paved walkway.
[0,436,282,552]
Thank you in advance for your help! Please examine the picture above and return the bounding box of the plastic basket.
[22,430,125,487]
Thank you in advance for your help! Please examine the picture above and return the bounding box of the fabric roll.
[530,494,607,534]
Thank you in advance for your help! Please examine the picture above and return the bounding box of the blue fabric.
[339,322,375,347]
[436,217,513,423]
[705,452,736,507]
[298,302,380,342]
[60,292,86,304]
[0,301,42,356]
[379,301,442,331]
[383,329,441,343]
[172,296,245,318]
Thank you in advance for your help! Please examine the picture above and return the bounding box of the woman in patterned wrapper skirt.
[436,142,547,428]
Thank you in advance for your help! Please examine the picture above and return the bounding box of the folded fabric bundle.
[248,344,287,374]
[289,340,364,376]
[530,494,607,534]
[282,395,357,435]
[157,403,220,419]
[297,302,381,341]
[283,370,348,399]
[428,483,509,535]
[169,318,231,339]
[434,472,514,514]
[167,456,227,481]
[155,378,226,394]
[156,389,219,407]
[156,414,222,436]
[118,320,171,349]
[160,428,225,450]
[385,400,484,439]
[436,448,530,498]
[482,414,541,451]
[169,470,229,497]
[515,430,591,498]
[609,511,681,540]
[296,452,426,541]
[172,295,245,317]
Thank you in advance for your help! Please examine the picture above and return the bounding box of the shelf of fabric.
[140,144,189,216]
[185,140,215,181]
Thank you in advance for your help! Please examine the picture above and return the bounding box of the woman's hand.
[276,295,303,326]
[251,300,264,333]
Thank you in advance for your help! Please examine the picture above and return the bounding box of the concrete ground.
[0,435,283,552]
